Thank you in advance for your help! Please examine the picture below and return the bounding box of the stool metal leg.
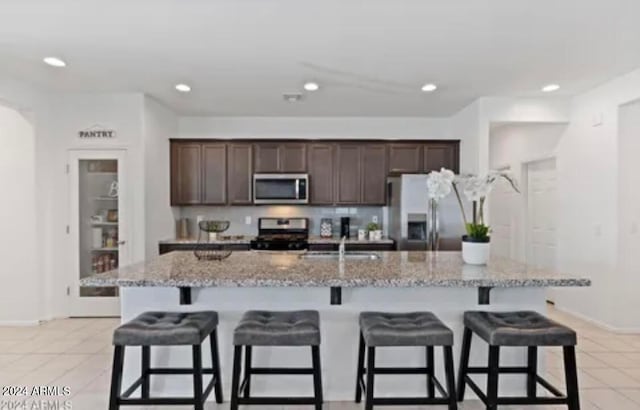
[365,346,375,410]
[527,346,538,398]
[486,346,500,410]
[193,344,204,410]
[563,346,580,410]
[243,346,252,398]
[312,345,323,410]
[230,345,242,410]
[141,346,150,399]
[457,327,472,401]
[109,345,125,410]
[443,346,458,410]
[426,346,435,398]
[355,332,365,403]
[210,329,224,403]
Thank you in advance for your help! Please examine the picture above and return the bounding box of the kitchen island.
[82,251,590,401]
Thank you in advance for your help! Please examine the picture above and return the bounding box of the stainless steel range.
[250,217,309,251]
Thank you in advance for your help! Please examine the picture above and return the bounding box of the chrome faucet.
[339,236,346,261]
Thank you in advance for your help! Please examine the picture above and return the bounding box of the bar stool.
[108,311,223,410]
[457,311,580,410]
[355,312,458,410]
[230,310,323,410]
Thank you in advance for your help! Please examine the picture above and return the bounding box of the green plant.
[366,222,379,232]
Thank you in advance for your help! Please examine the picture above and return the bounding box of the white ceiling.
[0,0,639,117]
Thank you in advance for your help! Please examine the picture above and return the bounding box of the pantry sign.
[78,124,116,139]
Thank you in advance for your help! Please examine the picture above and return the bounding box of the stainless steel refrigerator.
[386,174,468,251]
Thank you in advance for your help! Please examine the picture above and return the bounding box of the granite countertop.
[81,251,591,289]
[307,236,394,244]
[160,236,254,245]
[160,236,393,245]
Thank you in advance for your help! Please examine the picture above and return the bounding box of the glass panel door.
[79,159,120,298]
[69,150,126,317]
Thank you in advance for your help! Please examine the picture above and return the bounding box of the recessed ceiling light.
[175,84,191,92]
[43,57,66,67]
[421,83,437,92]
[542,84,560,92]
[303,82,320,91]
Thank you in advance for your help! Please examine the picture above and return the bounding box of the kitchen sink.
[299,251,381,260]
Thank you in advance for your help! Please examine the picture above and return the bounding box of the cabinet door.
[254,143,281,173]
[171,142,202,205]
[281,143,307,172]
[228,144,253,204]
[307,143,334,204]
[423,142,459,173]
[361,144,388,205]
[335,144,361,204]
[202,143,227,204]
[388,144,423,174]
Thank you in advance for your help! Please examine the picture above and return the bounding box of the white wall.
[489,123,567,262]
[485,69,640,331]
[143,97,178,259]
[616,99,640,330]
[36,93,147,318]
[0,103,39,324]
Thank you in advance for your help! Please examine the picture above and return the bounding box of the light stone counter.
[82,250,589,288]
[91,251,589,402]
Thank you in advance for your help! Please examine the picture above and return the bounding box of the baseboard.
[554,305,640,334]
[0,320,40,326]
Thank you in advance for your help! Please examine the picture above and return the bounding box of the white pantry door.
[526,158,558,303]
[68,150,129,317]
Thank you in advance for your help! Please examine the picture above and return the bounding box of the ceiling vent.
[283,93,303,103]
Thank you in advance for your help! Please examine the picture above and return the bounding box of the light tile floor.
[0,306,638,409]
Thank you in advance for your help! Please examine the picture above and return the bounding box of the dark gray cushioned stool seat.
[464,311,576,346]
[113,311,218,346]
[233,310,320,346]
[359,312,453,346]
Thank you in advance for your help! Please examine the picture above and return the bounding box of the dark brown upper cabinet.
[388,143,423,174]
[171,142,202,205]
[335,144,361,204]
[254,142,307,173]
[202,143,227,205]
[307,143,334,205]
[227,143,253,205]
[423,142,459,173]
[361,144,388,205]
[280,143,307,172]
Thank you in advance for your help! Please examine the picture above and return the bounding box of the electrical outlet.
[245,216,252,225]
[372,215,379,224]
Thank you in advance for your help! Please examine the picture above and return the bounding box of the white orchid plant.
[427,168,520,242]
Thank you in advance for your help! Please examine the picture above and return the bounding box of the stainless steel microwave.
[253,174,309,204]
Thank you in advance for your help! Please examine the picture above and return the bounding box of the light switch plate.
[245,216,252,225]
